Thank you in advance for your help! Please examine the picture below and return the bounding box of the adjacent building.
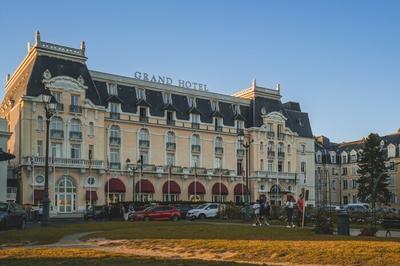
[315,132,400,208]
[1,32,315,215]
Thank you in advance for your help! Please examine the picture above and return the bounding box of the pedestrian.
[264,196,271,226]
[259,197,266,225]
[252,200,261,226]
[297,195,305,227]
[285,195,295,228]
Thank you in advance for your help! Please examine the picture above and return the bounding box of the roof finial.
[80,40,86,55]
[27,42,31,52]
[275,83,281,93]
[6,74,10,82]
[35,31,41,45]
[252,78,256,89]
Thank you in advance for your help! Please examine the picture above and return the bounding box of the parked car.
[187,203,221,220]
[343,204,369,213]
[173,204,193,219]
[84,206,108,220]
[0,202,27,230]
[132,205,181,221]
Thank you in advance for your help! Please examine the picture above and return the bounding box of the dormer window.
[234,104,240,115]
[215,117,223,132]
[137,88,146,100]
[211,100,219,111]
[191,113,200,129]
[107,83,118,96]
[188,96,196,107]
[163,92,172,104]
[139,107,148,123]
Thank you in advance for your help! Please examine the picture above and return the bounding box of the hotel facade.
[2,33,315,215]
[315,133,400,208]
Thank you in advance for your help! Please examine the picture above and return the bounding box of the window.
[36,140,43,157]
[139,150,149,164]
[331,154,336,164]
[332,167,336,175]
[301,162,306,173]
[163,92,172,104]
[215,137,223,148]
[51,143,62,158]
[287,161,291,172]
[166,131,175,144]
[278,161,283,172]
[139,107,147,121]
[36,116,43,131]
[342,154,347,164]
[287,144,291,154]
[343,180,348,190]
[87,176,96,186]
[191,113,200,123]
[137,88,146,100]
[88,145,94,161]
[192,134,200,146]
[332,180,336,191]
[110,125,120,138]
[316,153,322,163]
[71,144,81,159]
[260,159,264,170]
[214,117,223,131]
[166,111,174,125]
[268,160,273,172]
[278,143,284,153]
[300,144,306,154]
[236,120,244,129]
[51,117,63,130]
[188,96,195,107]
[88,122,94,136]
[110,102,120,113]
[342,167,348,175]
[71,95,80,106]
[233,104,240,114]
[352,179,357,189]
[351,167,357,175]
[139,128,149,141]
[166,152,175,165]
[215,157,223,169]
[107,83,118,95]
[267,123,273,133]
[110,148,120,163]
[70,118,81,132]
[52,91,62,103]
[237,159,243,175]
[343,196,348,205]
[267,141,274,152]
[211,100,218,111]
[191,154,200,167]
[260,141,264,152]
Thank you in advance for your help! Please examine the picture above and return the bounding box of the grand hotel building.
[2,33,315,215]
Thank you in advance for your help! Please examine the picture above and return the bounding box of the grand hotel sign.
[134,71,208,91]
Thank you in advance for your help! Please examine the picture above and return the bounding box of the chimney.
[275,83,281,93]
[80,40,86,56]
[252,78,256,90]
[35,31,41,45]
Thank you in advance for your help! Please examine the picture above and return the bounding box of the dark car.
[84,206,108,220]
[174,204,193,218]
[0,202,27,230]
[132,205,181,221]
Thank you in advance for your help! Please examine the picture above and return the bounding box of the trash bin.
[337,211,350,235]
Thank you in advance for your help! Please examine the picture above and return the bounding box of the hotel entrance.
[55,176,77,213]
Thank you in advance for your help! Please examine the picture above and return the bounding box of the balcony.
[6,187,17,202]
[69,131,82,141]
[278,151,285,159]
[267,131,275,138]
[215,147,224,154]
[191,122,200,129]
[109,137,121,145]
[139,116,148,123]
[55,103,64,112]
[166,120,175,126]
[110,162,121,170]
[139,139,150,149]
[237,128,244,136]
[215,126,223,132]
[254,171,298,180]
[110,112,120,120]
[166,142,176,151]
[69,105,82,114]
[22,156,104,169]
[267,151,275,158]
[50,129,64,140]
[236,148,245,157]
[191,144,201,153]
[277,133,285,141]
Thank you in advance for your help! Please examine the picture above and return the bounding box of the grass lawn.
[1,221,400,265]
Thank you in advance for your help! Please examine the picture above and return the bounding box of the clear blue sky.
[1,0,399,143]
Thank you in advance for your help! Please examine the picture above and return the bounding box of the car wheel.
[144,217,150,222]
[199,214,206,220]
[19,219,25,230]
[171,216,179,222]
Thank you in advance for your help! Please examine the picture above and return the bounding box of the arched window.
[139,128,149,141]
[215,136,223,148]
[192,134,200,146]
[88,122,94,136]
[51,116,63,130]
[36,116,43,131]
[70,118,81,132]
[110,125,120,138]
[260,141,263,152]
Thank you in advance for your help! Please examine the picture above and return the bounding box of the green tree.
[357,133,390,208]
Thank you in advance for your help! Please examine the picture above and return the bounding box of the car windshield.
[196,204,208,209]
[0,203,8,212]
[143,206,155,211]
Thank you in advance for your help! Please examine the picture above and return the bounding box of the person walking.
[286,195,295,228]
[252,200,261,226]
[264,196,271,226]
[297,195,305,227]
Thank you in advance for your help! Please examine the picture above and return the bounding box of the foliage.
[357,133,390,207]
[223,204,242,220]
[313,209,334,234]
[359,225,378,237]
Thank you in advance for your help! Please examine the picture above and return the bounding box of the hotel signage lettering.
[134,71,208,91]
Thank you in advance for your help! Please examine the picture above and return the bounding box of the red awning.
[85,191,98,201]
[135,179,155,193]
[162,181,181,194]
[212,183,229,195]
[234,184,248,195]
[105,178,126,193]
[34,189,43,200]
[188,181,206,194]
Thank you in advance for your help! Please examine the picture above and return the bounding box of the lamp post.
[126,158,137,203]
[239,137,253,204]
[41,93,56,227]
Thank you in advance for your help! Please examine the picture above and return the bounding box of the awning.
[212,183,229,195]
[234,184,248,195]
[34,189,44,200]
[85,191,98,201]
[105,178,126,193]
[162,181,181,194]
[135,179,155,193]
[188,181,206,195]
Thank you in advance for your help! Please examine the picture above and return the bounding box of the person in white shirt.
[286,195,296,228]
[252,200,261,226]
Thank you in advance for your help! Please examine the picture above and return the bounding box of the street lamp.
[41,92,56,227]
[238,135,253,204]
[126,158,137,203]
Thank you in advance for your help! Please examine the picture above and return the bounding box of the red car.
[132,206,181,221]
